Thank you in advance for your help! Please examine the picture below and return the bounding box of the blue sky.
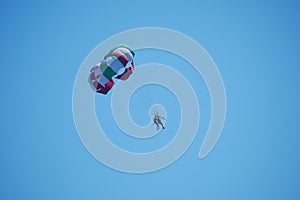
[1,0,300,199]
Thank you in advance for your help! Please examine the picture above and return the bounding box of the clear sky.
[1,0,300,199]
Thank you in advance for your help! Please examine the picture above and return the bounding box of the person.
[153,114,166,130]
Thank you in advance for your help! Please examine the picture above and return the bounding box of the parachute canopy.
[88,45,135,95]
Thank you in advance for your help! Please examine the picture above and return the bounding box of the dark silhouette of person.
[153,114,165,130]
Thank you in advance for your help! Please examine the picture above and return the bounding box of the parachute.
[88,45,135,95]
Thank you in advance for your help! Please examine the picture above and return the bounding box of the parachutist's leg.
[154,122,159,130]
[159,122,164,129]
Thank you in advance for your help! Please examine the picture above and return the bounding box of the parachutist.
[153,114,166,130]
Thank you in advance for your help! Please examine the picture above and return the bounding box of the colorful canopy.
[88,45,135,95]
